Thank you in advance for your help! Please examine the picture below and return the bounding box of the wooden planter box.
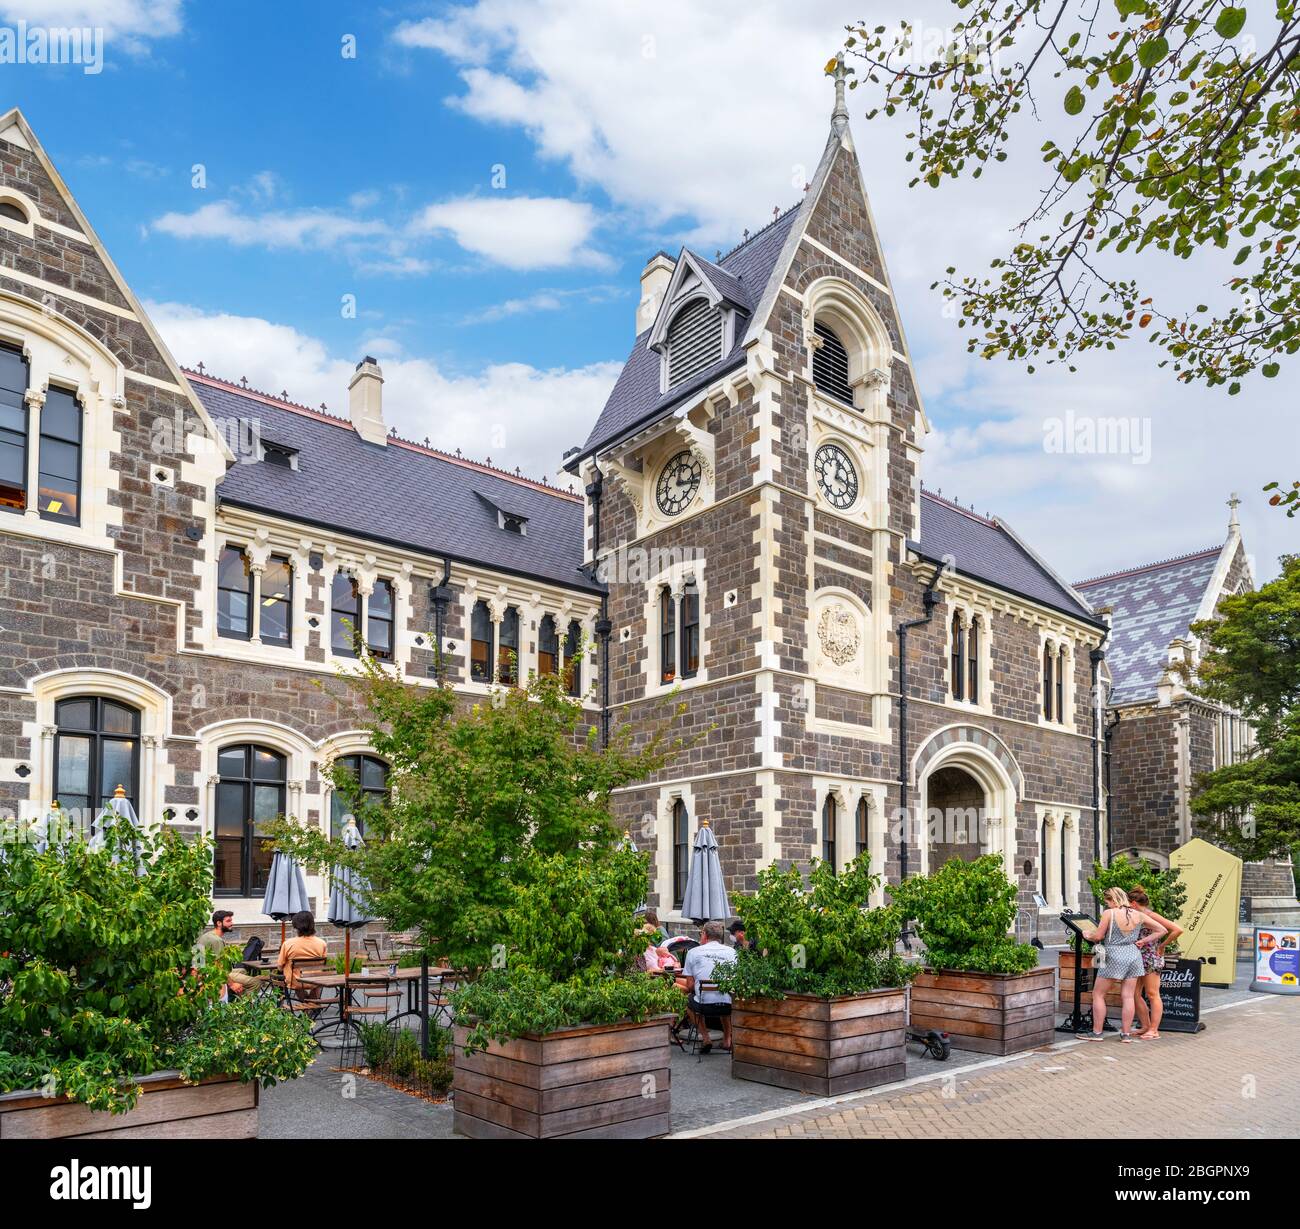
[0,1072,258,1139]
[731,988,907,1097]
[911,967,1056,1055]
[1057,950,1122,1010]
[452,1015,672,1139]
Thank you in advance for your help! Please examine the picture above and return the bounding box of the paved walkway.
[683,996,1296,1139]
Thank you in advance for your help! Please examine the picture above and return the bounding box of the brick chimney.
[636,252,675,335]
[348,356,386,446]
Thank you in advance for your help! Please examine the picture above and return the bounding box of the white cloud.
[2,0,184,51]
[411,195,609,270]
[147,301,620,485]
[459,284,623,324]
[150,201,388,251]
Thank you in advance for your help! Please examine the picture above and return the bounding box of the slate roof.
[1074,547,1222,704]
[192,375,598,593]
[914,492,1101,624]
[577,205,800,459]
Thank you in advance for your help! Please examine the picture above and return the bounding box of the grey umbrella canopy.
[327,817,375,928]
[680,818,731,924]
[622,828,648,914]
[90,788,144,874]
[263,850,311,924]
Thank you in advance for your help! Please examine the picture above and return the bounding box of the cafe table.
[298,966,452,1029]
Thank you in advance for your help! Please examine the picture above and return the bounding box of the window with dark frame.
[950,612,965,701]
[968,618,980,703]
[498,605,520,685]
[54,696,140,823]
[856,796,870,859]
[368,578,394,660]
[1057,645,1067,723]
[659,586,676,684]
[217,546,253,640]
[679,580,700,679]
[564,619,582,697]
[672,798,689,908]
[538,614,558,676]
[822,794,837,870]
[330,753,389,841]
[470,599,493,682]
[214,743,285,897]
[37,385,80,523]
[1040,817,1049,900]
[331,572,362,657]
[1043,644,1054,720]
[259,554,292,647]
[0,343,29,513]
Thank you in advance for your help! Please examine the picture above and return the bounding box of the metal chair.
[682,981,732,1061]
[340,976,399,1069]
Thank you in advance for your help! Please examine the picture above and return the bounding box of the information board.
[1169,838,1242,987]
[1251,926,1300,995]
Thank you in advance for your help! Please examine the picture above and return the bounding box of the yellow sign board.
[1169,838,1242,987]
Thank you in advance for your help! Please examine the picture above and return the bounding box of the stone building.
[0,84,1273,943]
[1077,503,1299,924]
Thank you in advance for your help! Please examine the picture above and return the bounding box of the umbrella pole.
[344,928,351,985]
[280,919,286,947]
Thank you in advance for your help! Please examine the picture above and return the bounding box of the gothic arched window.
[813,321,853,405]
[950,612,965,702]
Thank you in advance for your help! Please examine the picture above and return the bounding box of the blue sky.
[2,1,1290,582]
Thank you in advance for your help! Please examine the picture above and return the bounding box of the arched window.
[470,600,493,682]
[1043,643,1054,720]
[217,545,253,640]
[672,798,690,909]
[54,696,140,821]
[0,342,28,512]
[855,796,871,859]
[659,586,676,685]
[260,554,292,647]
[214,743,285,896]
[950,612,965,701]
[0,200,28,224]
[564,619,582,696]
[331,571,362,657]
[37,385,81,523]
[498,605,520,685]
[665,298,723,389]
[1040,816,1050,900]
[538,614,559,676]
[813,321,853,406]
[330,753,389,841]
[1056,645,1067,723]
[822,794,837,870]
[679,579,700,680]
[967,618,980,703]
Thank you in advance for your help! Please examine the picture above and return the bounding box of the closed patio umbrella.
[90,786,144,874]
[327,817,375,991]
[262,848,311,946]
[623,828,647,913]
[680,818,731,924]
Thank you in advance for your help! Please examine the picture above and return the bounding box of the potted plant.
[889,855,1053,1055]
[1058,855,1187,1012]
[0,814,316,1138]
[450,847,683,1139]
[711,856,915,1095]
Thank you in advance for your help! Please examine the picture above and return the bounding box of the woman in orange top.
[277,910,328,991]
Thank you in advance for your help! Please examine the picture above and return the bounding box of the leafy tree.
[841,3,1300,501]
[712,856,914,1000]
[1189,555,1300,859]
[269,651,692,974]
[0,818,315,1113]
[888,854,1039,974]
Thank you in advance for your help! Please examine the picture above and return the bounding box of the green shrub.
[889,854,1039,976]
[711,856,914,1001]
[1089,855,1186,921]
[330,954,365,974]
[0,819,315,1113]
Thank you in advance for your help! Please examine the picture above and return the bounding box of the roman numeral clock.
[815,442,858,510]
[655,449,702,516]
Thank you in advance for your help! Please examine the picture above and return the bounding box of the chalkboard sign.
[1240,896,1252,924]
[1156,958,1205,1033]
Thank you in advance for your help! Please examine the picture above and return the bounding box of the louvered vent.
[666,298,723,389]
[813,321,854,406]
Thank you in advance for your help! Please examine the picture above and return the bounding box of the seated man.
[680,920,737,1054]
[197,909,262,1000]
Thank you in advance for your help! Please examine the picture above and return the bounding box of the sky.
[2,0,1293,584]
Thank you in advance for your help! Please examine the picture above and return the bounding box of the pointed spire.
[828,51,854,134]
[1227,491,1241,533]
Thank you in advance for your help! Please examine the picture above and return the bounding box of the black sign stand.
[1155,958,1206,1033]
[1057,911,1116,1034]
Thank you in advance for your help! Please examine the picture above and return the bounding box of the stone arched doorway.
[926,765,986,869]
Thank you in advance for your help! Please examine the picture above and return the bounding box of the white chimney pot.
[349,356,386,446]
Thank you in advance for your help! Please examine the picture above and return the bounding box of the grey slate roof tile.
[1075,548,1221,704]
[194,378,598,593]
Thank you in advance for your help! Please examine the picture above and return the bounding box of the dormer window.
[813,321,853,406]
[665,298,723,389]
[261,440,299,470]
[500,511,527,535]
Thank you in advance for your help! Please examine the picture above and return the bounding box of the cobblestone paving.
[694,998,1297,1139]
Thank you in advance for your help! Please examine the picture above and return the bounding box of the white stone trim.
[655,781,699,924]
[641,555,710,698]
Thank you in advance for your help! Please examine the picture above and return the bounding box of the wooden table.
[299,967,454,1029]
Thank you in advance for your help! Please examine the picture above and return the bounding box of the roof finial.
[1227,491,1241,532]
[828,50,854,133]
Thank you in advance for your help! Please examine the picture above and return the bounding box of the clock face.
[655,450,702,516]
[815,443,859,510]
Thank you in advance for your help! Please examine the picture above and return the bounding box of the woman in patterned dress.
[1127,885,1183,1041]
[1083,888,1167,1043]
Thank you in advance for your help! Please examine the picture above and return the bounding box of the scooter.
[907,1026,951,1060]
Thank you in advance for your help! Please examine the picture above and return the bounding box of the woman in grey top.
[1083,888,1167,1043]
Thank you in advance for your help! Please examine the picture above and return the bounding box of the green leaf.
[1263,362,1280,377]
[1064,85,1087,115]
[1214,8,1247,38]
[1137,37,1169,68]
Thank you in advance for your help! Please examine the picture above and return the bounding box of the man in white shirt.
[681,920,737,1053]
